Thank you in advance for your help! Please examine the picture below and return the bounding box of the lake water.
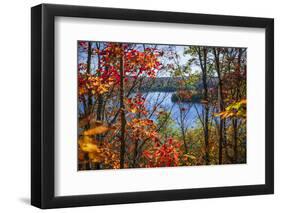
[143,92,204,127]
[78,92,206,128]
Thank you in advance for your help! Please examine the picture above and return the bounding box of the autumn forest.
[78,41,247,170]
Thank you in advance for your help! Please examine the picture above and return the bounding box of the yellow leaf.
[226,112,234,118]
[184,154,196,160]
[214,112,225,117]
[83,125,109,136]
[80,141,99,153]
[79,135,92,144]
[79,87,87,95]
[131,107,137,113]
[88,152,101,163]
[221,113,228,119]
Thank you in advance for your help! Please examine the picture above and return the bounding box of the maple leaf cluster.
[93,43,162,82]
[143,137,182,167]
[127,118,158,141]
[78,73,114,98]
[125,94,148,115]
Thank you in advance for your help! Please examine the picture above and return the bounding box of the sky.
[78,41,192,77]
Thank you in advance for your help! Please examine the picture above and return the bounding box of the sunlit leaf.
[83,126,109,136]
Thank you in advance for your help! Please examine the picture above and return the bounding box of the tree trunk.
[181,127,188,154]
[232,48,242,163]
[213,48,224,164]
[96,44,103,122]
[199,47,210,165]
[83,41,93,169]
[94,43,103,170]
[233,118,238,163]
[132,139,138,167]
[203,106,210,165]
[86,41,92,116]
[119,51,126,169]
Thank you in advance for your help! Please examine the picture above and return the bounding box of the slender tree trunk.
[86,42,92,74]
[132,109,141,167]
[84,41,93,169]
[233,118,238,163]
[181,127,188,153]
[96,44,103,122]
[223,119,227,162]
[119,52,126,169]
[213,48,224,164]
[132,139,138,167]
[203,49,210,165]
[94,43,103,170]
[179,103,188,153]
[199,47,210,165]
[204,105,210,165]
[232,48,242,163]
[132,87,142,167]
[86,41,93,116]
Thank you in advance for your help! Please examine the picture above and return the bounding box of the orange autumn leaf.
[78,150,85,161]
[80,142,99,153]
[79,136,99,153]
[83,125,110,136]
[130,107,137,113]
[88,152,101,163]
[240,99,247,104]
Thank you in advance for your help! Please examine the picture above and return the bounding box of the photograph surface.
[77,41,247,170]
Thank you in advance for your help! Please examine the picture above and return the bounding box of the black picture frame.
[31,3,274,209]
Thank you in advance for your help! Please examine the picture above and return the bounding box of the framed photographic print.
[31,3,274,209]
